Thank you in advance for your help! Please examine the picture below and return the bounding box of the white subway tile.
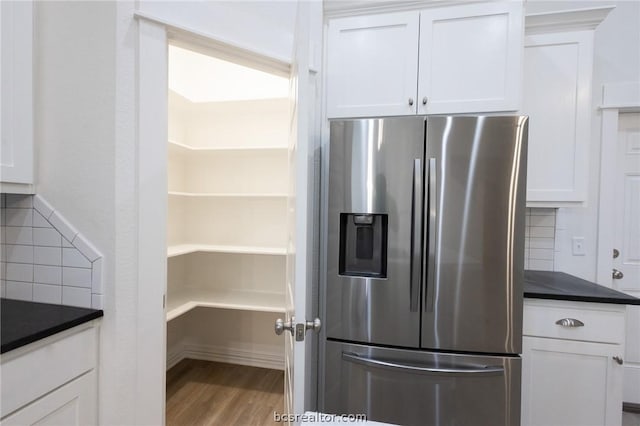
[33,195,54,218]
[62,237,73,248]
[4,226,33,245]
[0,226,4,244]
[33,283,62,304]
[5,245,34,264]
[0,280,6,298]
[92,258,103,294]
[63,267,92,288]
[1,261,6,278]
[529,248,554,260]
[0,209,4,226]
[0,246,5,262]
[529,237,555,249]
[5,194,33,209]
[34,265,62,285]
[528,259,554,271]
[529,226,555,238]
[525,226,530,237]
[62,248,91,268]
[0,194,5,208]
[91,294,103,310]
[530,214,555,228]
[72,234,100,262]
[62,286,91,308]
[34,246,62,266]
[33,228,62,247]
[529,208,556,216]
[5,208,32,227]
[6,281,33,301]
[48,211,78,242]
[33,211,53,228]
[6,263,33,282]
[524,259,530,270]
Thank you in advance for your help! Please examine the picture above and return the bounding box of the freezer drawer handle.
[555,318,584,328]
[342,352,504,376]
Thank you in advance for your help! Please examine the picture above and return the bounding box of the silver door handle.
[612,269,624,279]
[555,318,584,327]
[424,158,437,312]
[275,318,294,336]
[410,159,422,312]
[343,353,504,376]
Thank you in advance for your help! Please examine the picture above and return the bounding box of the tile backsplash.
[0,194,103,309]
[524,208,556,271]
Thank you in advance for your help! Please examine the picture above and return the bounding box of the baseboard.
[166,346,185,370]
[167,342,285,371]
[623,402,640,414]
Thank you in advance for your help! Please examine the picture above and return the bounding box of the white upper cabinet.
[524,31,593,205]
[326,2,524,118]
[326,12,419,118]
[417,2,523,114]
[0,0,34,193]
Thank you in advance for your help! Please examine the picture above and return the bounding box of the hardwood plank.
[166,359,284,426]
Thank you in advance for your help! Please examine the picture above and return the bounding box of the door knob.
[612,269,624,279]
[274,318,294,336]
[306,318,322,333]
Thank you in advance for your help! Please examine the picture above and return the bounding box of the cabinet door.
[0,0,34,189]
[326,12,419,118]
[523,31,593,205]
[1,371,97,426]
[521,336,623,426]
[417,2,523,114]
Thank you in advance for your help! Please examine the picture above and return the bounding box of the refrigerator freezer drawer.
[323,340,521,426]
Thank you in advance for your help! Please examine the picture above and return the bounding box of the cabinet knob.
[555,318,584,327]
[612,268,624,279]
[422,97,428,105]
[613,356,623,365]
[408,98,414,106]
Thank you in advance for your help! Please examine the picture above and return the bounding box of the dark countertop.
[1,299,103,354]
[524,270,640,305]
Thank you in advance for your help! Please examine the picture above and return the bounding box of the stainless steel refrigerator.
[322,115,528,426]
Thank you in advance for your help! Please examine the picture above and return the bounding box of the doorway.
[164,42,290,425]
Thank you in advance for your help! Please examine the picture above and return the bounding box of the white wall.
[35,1,143,424]
[527,1,640,282]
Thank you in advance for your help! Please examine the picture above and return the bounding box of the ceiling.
[168,45,289,103]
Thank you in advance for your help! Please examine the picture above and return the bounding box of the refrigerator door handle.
[410,159,422,312]
[342,352,504,376]
[424,157,437,312]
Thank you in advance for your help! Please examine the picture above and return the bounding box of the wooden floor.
[166,359,284,426]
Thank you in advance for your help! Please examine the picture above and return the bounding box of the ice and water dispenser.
[338,213,388,278]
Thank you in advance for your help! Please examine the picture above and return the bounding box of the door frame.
[596,82,640,286]
[134,13,294,424]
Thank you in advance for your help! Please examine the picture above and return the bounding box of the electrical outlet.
[572,237,586,256]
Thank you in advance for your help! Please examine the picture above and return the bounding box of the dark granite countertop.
[524,270,640,305]
[1,299,103,354]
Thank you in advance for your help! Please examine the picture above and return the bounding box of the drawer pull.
[555,318,584,327]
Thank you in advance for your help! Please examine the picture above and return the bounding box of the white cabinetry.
[0,324,99,425]
[326,2,523,118]
[166,93,287,321]
[0,0,34,193]
[522,299,625,426]
[523,31,593,205]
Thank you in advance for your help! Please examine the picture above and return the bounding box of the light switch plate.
[572,237,586,256]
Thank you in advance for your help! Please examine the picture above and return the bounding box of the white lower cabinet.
[1,371,97,426]
[0,324,98,425]
[522,300,625,426]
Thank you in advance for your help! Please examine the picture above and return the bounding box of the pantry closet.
[165,44,289,375]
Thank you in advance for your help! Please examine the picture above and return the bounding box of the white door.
[281,0,320,421]
[612,112,640,404]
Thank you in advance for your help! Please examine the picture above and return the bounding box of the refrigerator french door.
[324,115,528,426]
